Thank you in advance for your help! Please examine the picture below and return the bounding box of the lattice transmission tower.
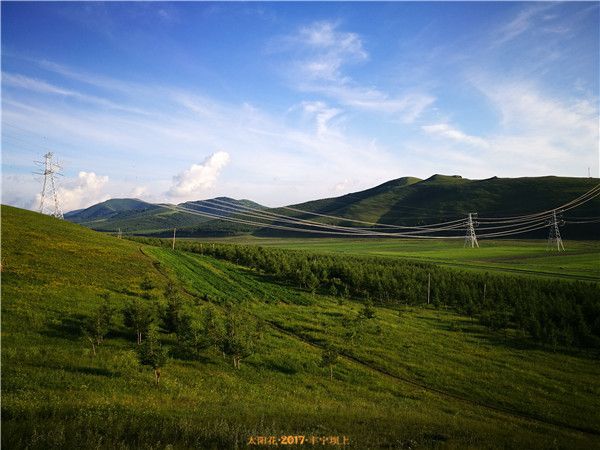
[547,210,565,251]
[464,212,479,248]
[34,152,64,219]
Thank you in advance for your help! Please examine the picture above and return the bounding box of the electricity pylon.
[547,210,565,251]
[464,212,479,248]
[34,152,64,219]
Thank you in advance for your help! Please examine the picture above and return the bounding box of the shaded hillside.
[281,175,599,225]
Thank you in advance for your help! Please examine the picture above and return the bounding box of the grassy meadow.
[2,205,600,449]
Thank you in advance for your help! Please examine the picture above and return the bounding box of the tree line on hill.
[133,238,600,351]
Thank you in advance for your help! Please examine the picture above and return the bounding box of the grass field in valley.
[2,205,600,449]
[189,236,600,281]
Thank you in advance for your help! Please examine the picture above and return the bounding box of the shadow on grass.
[28,360,121,378]
[41,314,86,341]
[416,314,598,359]
[63,365,121,378]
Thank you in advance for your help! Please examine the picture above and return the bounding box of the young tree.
[123,298,156,345]
[82,300,114,356]
[163,284,184,334]
[137,326,168,385]
[176,313,210,359]
[359,298,376,320]
[306,271,320,294]
[328,283,338,297]
[344,315,366,345]
[320,344,339,381]
[139,276,155,299]
[221,305,258,369]
[202,305,224,354]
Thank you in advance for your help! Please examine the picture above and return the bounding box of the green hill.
[65,197,266,235]
[2,205,600,448]
[278,174,599,227]
[178,175,600,238]
[63,176,600,238]
[65,198,157,222]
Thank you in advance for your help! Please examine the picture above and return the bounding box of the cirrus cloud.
[422,123,489,148]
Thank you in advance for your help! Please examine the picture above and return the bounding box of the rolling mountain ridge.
[64,175,600,239]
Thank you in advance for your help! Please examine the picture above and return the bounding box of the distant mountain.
[65,198,158,223]
[65,197,266,234]
[65,176,600,239]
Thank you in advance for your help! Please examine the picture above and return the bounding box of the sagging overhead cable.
[155,183,599,240]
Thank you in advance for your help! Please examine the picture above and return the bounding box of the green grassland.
[188,236,600,281]
[3,205,600,449]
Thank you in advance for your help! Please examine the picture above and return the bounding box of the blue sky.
[2,2,598,211]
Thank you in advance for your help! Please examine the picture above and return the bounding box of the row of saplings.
[81,280,355,384]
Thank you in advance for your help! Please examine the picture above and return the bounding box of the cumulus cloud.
[33,171,110,213]
[422,123,489,148]
[129,186,148,198]
[167,151,230,199]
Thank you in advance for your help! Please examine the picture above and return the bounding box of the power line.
[199,198,466,235]
[280,204,466,229]
[156,183,600,241]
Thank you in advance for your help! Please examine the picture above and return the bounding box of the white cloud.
[295,21,367,80]
[482,80,598,154]
[129,186,148,198]
[446,77,600,177]
[2,72,146,115]
[307,83,435,123]
[1,174,41,210]
[493,4,557,47]
[33,171,110,213]
[167,151,230,199]
[332,178,360,193]
[279,21,435,122]
[422,123,489,148]
[301,101,342,135]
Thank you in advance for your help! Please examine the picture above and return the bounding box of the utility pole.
[427,272,431,305]
[34,152,64,219]
[172,228,176,250]
[547,210,565,251]
[464,213,479,248]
